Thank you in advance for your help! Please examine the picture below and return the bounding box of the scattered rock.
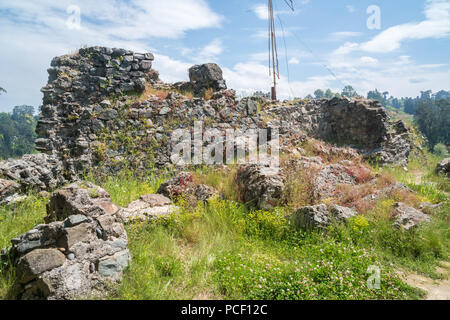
[289,204,358,230]
[313,164,356,200]
[419,202,442,215]
[157,172,195,199]
[290,204,330,229]
[17,249,66,284]
[45,181,119,223]
[328,204,359,221]
[436,158,449,176]
[0,178,27,206]
[392,203,431,230]
[9,182,130,300]
[118,194,179,223]
[0,178,20,204]
[195,184,219,202]
[0,153,65,192]
[235,164,284,210]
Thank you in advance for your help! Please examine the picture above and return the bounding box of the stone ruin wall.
[0,46,413,194]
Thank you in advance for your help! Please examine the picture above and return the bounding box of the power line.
[277,15,295,99]
[287,25,348,89]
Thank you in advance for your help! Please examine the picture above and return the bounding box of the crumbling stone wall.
[265,97,411,165]
[7,46,411,188]
[35,46,156,177]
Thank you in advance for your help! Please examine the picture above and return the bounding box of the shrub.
[433,143,448,157]
[244,209,289,240]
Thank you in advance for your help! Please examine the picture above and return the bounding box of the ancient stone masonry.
[5,182,130,300]
[264,97,413,166]
[0,46,415,196]
[0,153,66,203]
[36,46,156,178]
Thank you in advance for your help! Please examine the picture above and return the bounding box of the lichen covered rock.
[9,182,130,300]
[392,202,431,230]
[289,204,358,230]
[118,194,179,223]
[235,164,285,210]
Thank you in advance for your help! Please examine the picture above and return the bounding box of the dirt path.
[398,262,450,300]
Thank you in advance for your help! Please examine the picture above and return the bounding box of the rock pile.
[392,202,431,230]
[0,46,419,206]
[265,97,413,166]
[289,204,358,230]
[7,182,130,300]
[437,158,449,176]
[157,172,218,204]
[0,153,65,193]
[35,46,156,178]
[235,164,285,210]
[118,194,179,223]
[0,178,21,205]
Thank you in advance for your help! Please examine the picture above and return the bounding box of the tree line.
[0,104,38,160]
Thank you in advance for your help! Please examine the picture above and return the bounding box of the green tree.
[404,97,418,115]
[433,90,450,101]
[392,98,402,109]
[341,85,358,98]
[0,105,37,159]
[324,89,334,99]
[367,89,384,102]
[314,89,324,99]
[414,99,449,147]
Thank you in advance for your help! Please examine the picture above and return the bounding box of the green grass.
[86,170,167,207]
[1,159,448,300]
[379,151,449,204]
[0,194,48,299]
[105,198,428,300]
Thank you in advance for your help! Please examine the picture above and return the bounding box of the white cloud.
[330,31,362,41]
[223,61,336,99]
[346,5,355,13]
[0,0,223,40]
[153,54,191,84]
[289,57,300,65]
[335,0,450,54]
[0,0,223,110]
[197,39,224,62]
[253,4,269,20]
[359,56,378,65]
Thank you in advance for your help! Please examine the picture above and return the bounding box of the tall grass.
[0,194,48,299]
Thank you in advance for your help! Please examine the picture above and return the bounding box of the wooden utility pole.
[268,0,279,101]
[268,0,294,101]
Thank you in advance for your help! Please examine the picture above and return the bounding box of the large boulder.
[118,194,179,223]
[157,172,218,204]
[437,158,449,176]
[289,204,358,230]
[157,172,195,199]
[45,182,120,223]
[0,178,21,205]
[9,182,130,300]
[188,63,227,94]
[392,203,431,230]
[235,164,285,210]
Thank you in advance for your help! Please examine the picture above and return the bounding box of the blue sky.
[0,0,449,112]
